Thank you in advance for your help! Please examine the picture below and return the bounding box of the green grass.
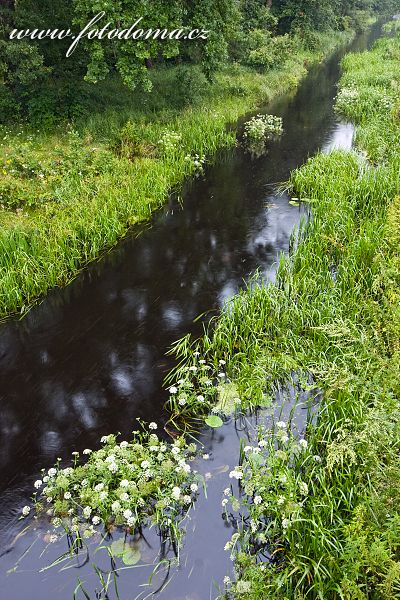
[0,30,352,319]
[165,33,400,598]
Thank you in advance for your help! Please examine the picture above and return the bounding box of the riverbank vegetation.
[198,32,399,599]
[0,1,392,318]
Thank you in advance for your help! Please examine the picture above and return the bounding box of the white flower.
[127,516,136,527]
[149,422,158,430]
[108,462,118,473]
[72,451,79,456]
[149,445,158,452]
[223,576,231,585]
[83,449,92,455]
[47,497,53,503]
[64,492,72,500]
[49,534,58,543]
[34,480,42,489]
[101,435,110,443]
[223,487,231,496]
[203,453,210,460]
[189,366,197,372]
[229,468,243,480]
[111,501,121,513]
[277,495,285,505]
[182,463,191,473]
[171,446,180,455]
[81,479,89,487]
[194,351,200,357]
[183,495,192,505]
[218,372,226,378]
[199,359,206,364]
[169,386,178,394]
[120,492,129,502]
[92,516,101,525]
[281,435,289,443]
[222,498,228,507]
[120,441,129,448]
[160,444,167,452]
[205,472,212,480]
[171,486,181,500]
[95,483,104,492]
[197,395,205,402]
[276,421,286,429]
[120,479,129,488]
[299,481,309,496]
[178,398,186,406]
[314,455,322,463]
[43,476,49,483]
[258,439,267,448]
[123,509,132,519]
[299,439,308,450]
[190,483,198,493]
[22,506,31,517]
[254,496,262,505]
[99,491,108,501]
[244,446,252,453]
[219,360,226,365]
[48,468,57,477]
[141,460,150,469]
[83,506,92,519]
[282,518,290,530]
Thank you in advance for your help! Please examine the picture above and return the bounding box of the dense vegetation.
[0,1,397,318]
[1,0,396,123]
[179,32,399,598]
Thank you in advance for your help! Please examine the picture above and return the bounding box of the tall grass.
[170,33,400,598]
[0,30,353,319]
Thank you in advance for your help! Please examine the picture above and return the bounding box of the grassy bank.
[205,34,400,598]
[0,30,353,319]
[162,32,400,598]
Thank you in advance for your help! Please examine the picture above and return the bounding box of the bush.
[0,85,20,123]
[172,65,208,108]
[245,31,295,70]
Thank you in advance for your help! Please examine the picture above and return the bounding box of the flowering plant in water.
[243,114,283,142]
[165,342,240,428]
[221,421,319,577]
[23,423,202,539]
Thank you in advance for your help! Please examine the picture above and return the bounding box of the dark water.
[0,25,383,600]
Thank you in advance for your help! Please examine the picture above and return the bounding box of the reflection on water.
[0,23,383,599]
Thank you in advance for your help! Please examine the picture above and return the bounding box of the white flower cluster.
[25,426,202,536]
[244,114,283,142]
[158,131,182,154]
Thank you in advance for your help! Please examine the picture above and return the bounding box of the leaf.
[289,200,300,206]
[214,382,241,415]
[110,538,126,557]
[122,547,141,565]
[111,538,141,565]
[205,415,223,428]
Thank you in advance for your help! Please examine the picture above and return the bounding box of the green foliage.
[159,30,400,599]
[0,28,354,319]
[27,425,201,538]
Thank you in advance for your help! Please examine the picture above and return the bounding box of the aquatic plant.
[243,114,283,142]
[24,423,203,540]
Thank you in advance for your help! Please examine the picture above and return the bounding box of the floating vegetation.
[243,114,283,157]
[24,424,203,541]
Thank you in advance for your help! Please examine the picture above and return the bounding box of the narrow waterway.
[0,24,384,600]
